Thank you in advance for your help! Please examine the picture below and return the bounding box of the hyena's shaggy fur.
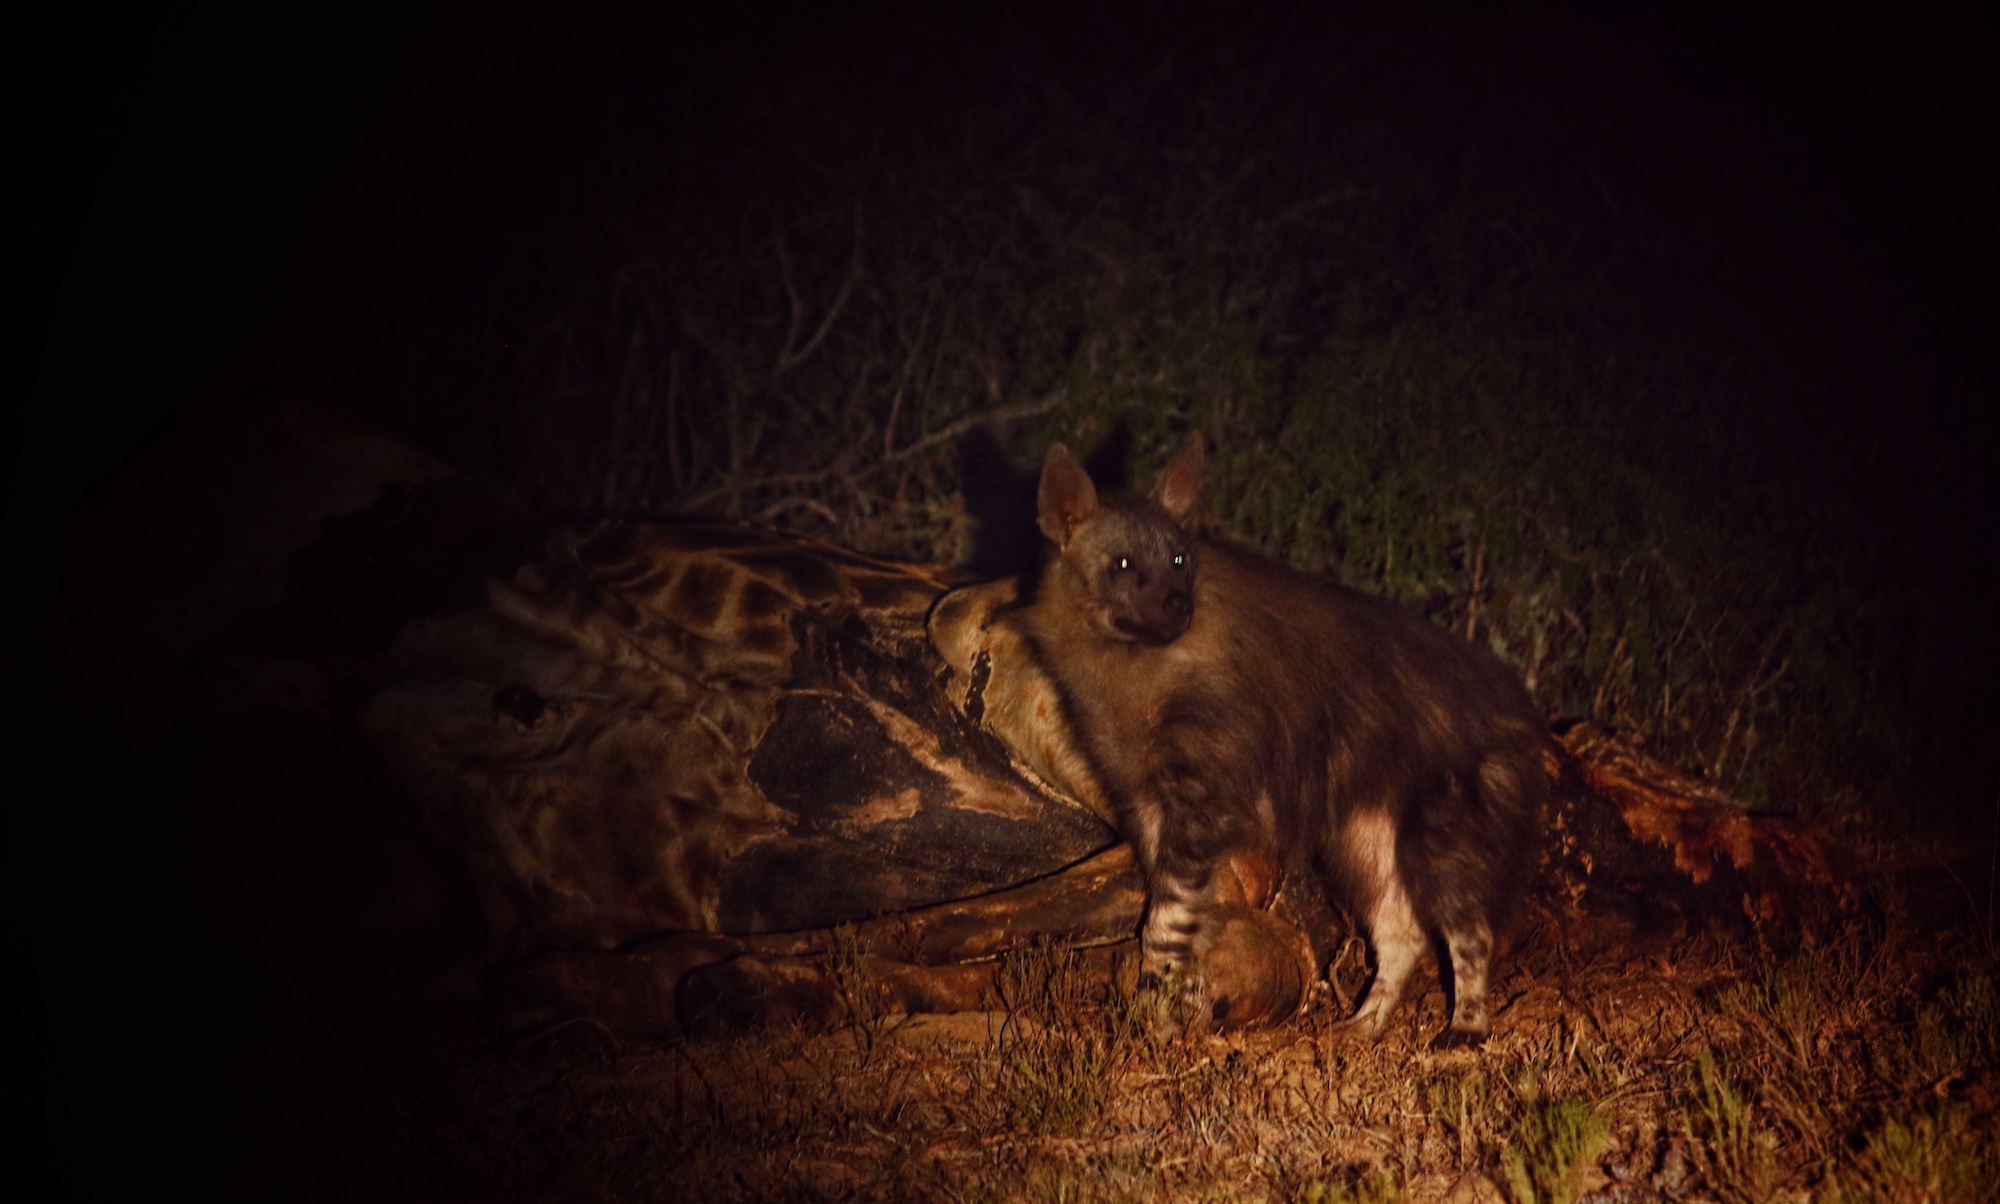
[1022,433,1549,1046]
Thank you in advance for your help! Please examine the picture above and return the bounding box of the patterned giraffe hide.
[362,523,1121,953]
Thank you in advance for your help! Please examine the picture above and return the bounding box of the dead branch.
[773,204,865,381]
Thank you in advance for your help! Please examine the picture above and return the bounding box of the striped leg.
[1128,747,1260,1027]
[1331,808,1425,1038]
[1338,871,1425,1036]
[1125,788,1225,1026]
[1140,862,1216,978]
[1434,918,1495,1049]
[1137,860,1217,1029]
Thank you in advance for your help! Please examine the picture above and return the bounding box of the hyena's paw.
[1326,1010,1389,1044]
[1134,964,1212,1034]
[1429,1025,1490,1052]
[1326,985,1398,1043]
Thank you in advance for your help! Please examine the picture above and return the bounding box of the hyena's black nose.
[1164,591,1192,621]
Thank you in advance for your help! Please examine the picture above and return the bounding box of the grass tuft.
[1501,1098,1610,1204]
[1682,1048,1780,1204]
[1292,1168,1406,1204]
[978,941,1146,1137]
[1833,1103,2000,1204]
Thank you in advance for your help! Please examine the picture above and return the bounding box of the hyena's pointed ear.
[1036,442,1099,547]
[1150,431,1205,526]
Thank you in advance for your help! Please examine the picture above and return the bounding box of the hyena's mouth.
[1112,616,1188,646]
[1110,589,1193,645]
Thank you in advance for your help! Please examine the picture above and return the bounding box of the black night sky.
[16,2,1998,1196]
[25,6,1995,506]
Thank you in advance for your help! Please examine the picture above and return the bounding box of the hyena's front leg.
[1127,793,1228,1025]
[1128,795,1203,976]
[1137,859,1221,1029]
[1140,860,1218,980]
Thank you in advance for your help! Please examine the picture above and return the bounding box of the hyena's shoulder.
[1192,539,1381,640]
[1193,539,1534,709]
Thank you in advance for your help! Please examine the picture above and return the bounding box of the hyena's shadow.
[956,421,1135,580]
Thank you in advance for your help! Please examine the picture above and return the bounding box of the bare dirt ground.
[234,852,1997,1203]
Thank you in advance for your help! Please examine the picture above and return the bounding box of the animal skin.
[1021,433,1551,1046]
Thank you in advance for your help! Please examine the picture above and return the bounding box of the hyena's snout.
[1121,587,1192,644]
[1146,576,1193,635]
[1113,579,1194,645]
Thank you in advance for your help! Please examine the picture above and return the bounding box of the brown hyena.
[1021,433,1549,1047]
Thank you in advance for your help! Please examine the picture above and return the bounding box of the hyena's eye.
[1115,556,1131,571]
[1172,553,1185,568]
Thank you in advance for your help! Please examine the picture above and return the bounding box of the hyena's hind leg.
[1428,754,1542,1048]
[1331,809,1426,1038]
[1434,916,1495,1049]
[1339,873,1427,1037]
[1429,750,1540,1048]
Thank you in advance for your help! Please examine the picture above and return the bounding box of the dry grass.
[264,877,1997,1202]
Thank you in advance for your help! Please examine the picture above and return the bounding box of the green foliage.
[1427,1071,1494,1172]
[1501,1063,1611,1204]
[1870,961,1999,1097]
[1831,1104,2000,1204]
[1940,964,1999,1062]
[1682,1049,1780,1204]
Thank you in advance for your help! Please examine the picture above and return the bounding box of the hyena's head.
[1036,432,1204,646]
